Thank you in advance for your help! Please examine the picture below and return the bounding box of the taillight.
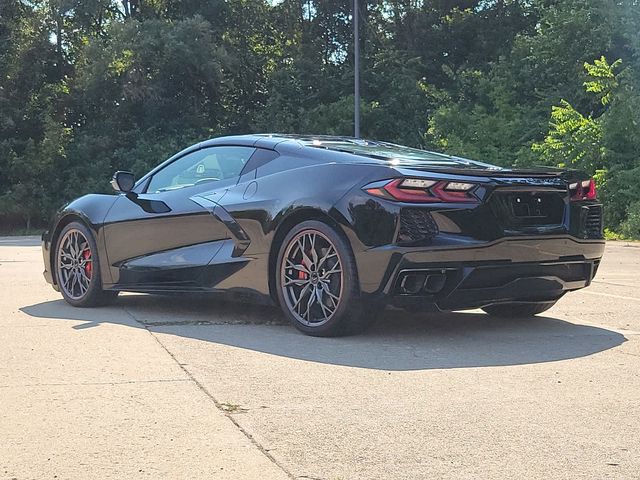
[569,179,597,201]
[364,178,479,204]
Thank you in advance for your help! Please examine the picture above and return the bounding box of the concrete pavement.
[1,239,639,479]
[0,242,290,480]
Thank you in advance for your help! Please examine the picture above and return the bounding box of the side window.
[240,148,279,176]
[147,146,256,193]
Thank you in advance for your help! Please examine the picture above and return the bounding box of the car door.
[102,145,256,288]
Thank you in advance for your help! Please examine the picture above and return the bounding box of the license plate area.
[490,190,566,230]
[512,194,551,219]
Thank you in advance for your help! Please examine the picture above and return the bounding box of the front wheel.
[275,220,376,336]
[55,222,117,307]
[482,300,557,318]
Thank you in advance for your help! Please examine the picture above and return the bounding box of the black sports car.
[42,134,604,336]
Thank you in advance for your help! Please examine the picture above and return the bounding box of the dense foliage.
[1,0,639,235]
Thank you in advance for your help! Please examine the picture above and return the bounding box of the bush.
[620,203,640,240]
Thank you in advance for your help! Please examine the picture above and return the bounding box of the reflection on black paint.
[349,198,397,247]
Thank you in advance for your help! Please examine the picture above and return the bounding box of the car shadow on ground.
[21,294,626,371]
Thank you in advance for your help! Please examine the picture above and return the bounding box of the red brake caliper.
[82,249,92,278]
[298,258,308,280]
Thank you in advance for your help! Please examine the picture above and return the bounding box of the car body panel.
[42,134,605,311]
[41,193,119,289]
[102,184,232,287]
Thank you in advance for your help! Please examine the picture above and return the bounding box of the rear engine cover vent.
[398,208,439,245]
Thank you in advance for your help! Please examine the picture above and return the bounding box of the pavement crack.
[619,351,640,358]
[580,291,640,302]
[592,280,636,288]
[121,305,296,480]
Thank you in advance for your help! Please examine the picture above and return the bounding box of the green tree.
[534,56,640,234]
[427,0,623,166]
[1,0,640,235]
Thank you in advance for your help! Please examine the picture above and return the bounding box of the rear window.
[305,139,491,167]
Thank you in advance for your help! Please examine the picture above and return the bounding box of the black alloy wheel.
[55,222,117,307]
[276,220,376,336]
[281,228,343,327]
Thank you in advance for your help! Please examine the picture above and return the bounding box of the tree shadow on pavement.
[21,294,626,371]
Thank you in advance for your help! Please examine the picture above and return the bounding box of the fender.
[43,194,119,287]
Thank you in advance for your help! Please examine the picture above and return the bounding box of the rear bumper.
[356,235,605,311]
[391,259,598,311]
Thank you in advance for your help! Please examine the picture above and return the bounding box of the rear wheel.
[275,220,375,336]
[55,222,117,307]
[482,301,557,318]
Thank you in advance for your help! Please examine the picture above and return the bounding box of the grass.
[604,228,638,241]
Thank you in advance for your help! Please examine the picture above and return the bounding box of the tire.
[275,220,376,336]
[54,222,118,307]
[481,300,557,318]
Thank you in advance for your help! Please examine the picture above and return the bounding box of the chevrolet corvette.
[42,134,605,336]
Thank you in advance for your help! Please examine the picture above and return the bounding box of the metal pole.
[354,0,360,139]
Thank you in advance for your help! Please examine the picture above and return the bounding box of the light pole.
[354,0,360,139]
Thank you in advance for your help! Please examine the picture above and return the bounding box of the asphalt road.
[1,238,639,479]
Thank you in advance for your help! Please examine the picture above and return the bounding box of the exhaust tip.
[397,270,451,295]
[424,273,447,294]
[400,274,426,295]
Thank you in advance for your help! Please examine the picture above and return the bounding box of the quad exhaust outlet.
[399,270,448,295]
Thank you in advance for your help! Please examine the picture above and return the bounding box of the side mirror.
[111,171,135,193]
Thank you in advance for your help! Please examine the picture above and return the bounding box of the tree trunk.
[122,0,130,17]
